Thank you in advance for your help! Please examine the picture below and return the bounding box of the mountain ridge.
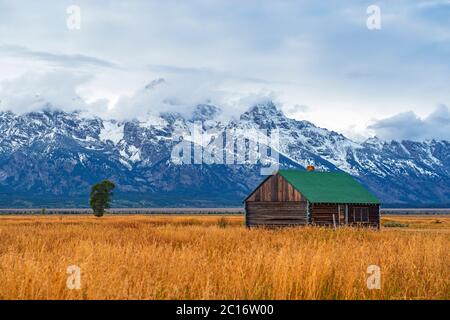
[0,102,449,207]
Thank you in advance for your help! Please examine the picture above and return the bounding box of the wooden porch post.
[306,201,311,225]
[338,204,341,226]
[345,204,348,225]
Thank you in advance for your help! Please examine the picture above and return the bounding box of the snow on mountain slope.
[0,101,449,207]
[99,121,123,145]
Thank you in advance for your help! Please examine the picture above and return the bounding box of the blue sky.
[0,0,449,140]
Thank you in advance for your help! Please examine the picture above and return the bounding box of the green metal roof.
[278,170,380,204]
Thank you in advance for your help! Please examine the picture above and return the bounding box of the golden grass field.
[0,214,448,300]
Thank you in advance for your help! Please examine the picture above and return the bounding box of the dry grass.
[0,214,448,300]
[382,215,450,230]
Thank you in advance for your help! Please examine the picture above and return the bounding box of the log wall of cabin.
[310,204,340,226]
[246,202,308,227]
[245,174,380,228]
[246,174,302,202]
[245,174,308,227]
[311,204,380,228]
[347,204,380,228]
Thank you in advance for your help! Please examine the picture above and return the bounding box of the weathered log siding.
[245,174,307,227]
[245,174,381,228]
[311,204,380,228]
[246,201,308,227]
[310,204,339,226]
[246,174,302,202]
[347,204,380,228]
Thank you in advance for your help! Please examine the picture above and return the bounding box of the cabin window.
[353,207,369,223]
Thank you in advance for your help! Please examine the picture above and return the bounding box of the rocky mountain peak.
[239,101,288,128]
[190,104,221,122]
[0,104,449,207]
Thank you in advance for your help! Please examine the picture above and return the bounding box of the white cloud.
[369,105,450,141]
[109,75,281,121]
[0,1,448,139]
[0,70,279,122]
[0,71,107,114]
[1,69,449,144]
[0,45,118,69]
[286,104,309,115]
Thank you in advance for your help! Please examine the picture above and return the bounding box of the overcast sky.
[0,0,449,141]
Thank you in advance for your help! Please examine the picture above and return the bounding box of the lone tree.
[90,180,115,217]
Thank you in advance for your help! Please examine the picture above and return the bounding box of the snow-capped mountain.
[0,102,449,207]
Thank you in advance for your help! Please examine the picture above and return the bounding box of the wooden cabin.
[244,169,380,228]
